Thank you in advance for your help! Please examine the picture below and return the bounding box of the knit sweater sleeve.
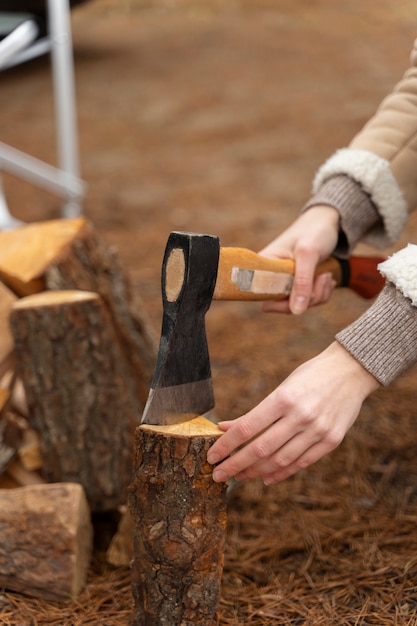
[302,174,381,256]
[336,283,417,385]
[336,245,417,385]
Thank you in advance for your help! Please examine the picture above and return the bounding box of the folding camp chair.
[0,0,86,229]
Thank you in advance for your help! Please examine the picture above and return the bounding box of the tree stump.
[0,482,92,602]
[129,416,228,626]
[10,290,141,511]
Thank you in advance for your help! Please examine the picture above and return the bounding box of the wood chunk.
[10,377,28,417]
[129,416,228,626]
[0,483,93,601]
[0,387,10,413]
[0,217,157,403]
[0,282,17,379]
[0,217,87,295]
[106,506,134,567]
[18,427,42,471]
[10,290,142,511]
[0,405,22,473]
[0,217,157,405]
[0,473,19,488]
[5,457,46,486]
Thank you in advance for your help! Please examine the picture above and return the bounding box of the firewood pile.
[0,217,156,602]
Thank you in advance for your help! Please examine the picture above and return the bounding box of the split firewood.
[129,416,228,626]
[17,426,42,471]
[0,217,157,405]
[0,482,93,602]
[106,506,134,567]
[0,404,21,473]
[5,456,46,487]
[0,282,16,379]
[10,376,29,417]
[10,289,142,511]
[0,473,18,488]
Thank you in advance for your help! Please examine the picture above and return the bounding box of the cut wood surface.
[129,416,228,626]
[0,218,87,295]
[0,217,157,405]
[10,289,141,511]
[0,483,93,602]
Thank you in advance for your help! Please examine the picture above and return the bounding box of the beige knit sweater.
[303,38,417,385]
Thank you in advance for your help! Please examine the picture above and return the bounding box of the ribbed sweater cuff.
[336,283,417,386]
[302,175,381,256]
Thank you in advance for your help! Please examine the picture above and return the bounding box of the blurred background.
[3,2,417,623]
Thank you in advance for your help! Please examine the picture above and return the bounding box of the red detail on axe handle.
[348,256,385,299]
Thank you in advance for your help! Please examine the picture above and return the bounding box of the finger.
[234,422,318,481]
[208,391,288,467]
[309,273,337,307]
[210,408,297,482]
[262,436,342,485]
[289,247,320,315]
[216,420,234,432]
[207,411,262,469]
[260,300,292,314]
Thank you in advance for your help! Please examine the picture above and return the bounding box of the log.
[0,483,93,602]
[10,290,141,511]
[0,217,157,405]
[129,416,228,626]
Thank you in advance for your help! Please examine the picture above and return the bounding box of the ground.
[3,0,417,624]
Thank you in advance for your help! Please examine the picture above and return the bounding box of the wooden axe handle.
[213,247,385,300]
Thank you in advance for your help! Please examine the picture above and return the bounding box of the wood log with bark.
[10,289,141,511]
[0,482,92,602]
[0,217,157,405]
[129,416,228,626]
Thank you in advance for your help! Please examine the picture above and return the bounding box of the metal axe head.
[141,232,219,425]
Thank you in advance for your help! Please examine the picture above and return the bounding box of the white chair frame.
[0,0,86,229]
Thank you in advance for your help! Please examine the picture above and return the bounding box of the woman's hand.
[260,205,340,314]
[207,342,380,485]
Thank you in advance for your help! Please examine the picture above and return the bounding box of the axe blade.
[141,232,220,426]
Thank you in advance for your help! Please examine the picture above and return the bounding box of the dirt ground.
[3,0,417,624]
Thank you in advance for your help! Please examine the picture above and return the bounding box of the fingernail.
[263,476,274,486]
[207,452,219,465]
[212,468,227,483]
[292,296,306,315]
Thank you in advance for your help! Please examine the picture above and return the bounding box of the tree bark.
[129,416,228,626]
[0,482,92,602]
[10,289,140,511]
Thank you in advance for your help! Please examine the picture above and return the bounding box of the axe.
[141,231,385,425]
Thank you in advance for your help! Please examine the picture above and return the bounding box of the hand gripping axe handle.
[141,231,385,425]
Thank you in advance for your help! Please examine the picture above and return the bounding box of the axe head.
[141,232,219,425]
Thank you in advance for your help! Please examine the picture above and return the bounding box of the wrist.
[323,341,380,397]
[303,204,340,230]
